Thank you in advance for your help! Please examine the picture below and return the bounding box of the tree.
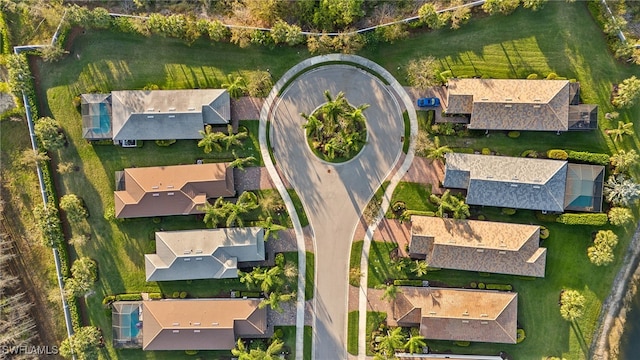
[271,19,304,46]
[34,117,65,150]
[587,243,614,266]
[313,0,365,31]
[404,334,427,354]
[375,23,409,44]
[229,151,256,171]
[247,70,274,98]
[198,125,225,153]
[418,3,444,29]
[606,121,634,142]
[59,326,101,360]
[522,0,547,11]
[423,136,452,161]
[448,0,472,30]
[17,149,50,168]
[377,327,406,359]
[430,190,469,219]
[40,44,68,62]
[222,74,247,98]
[405,56,443,90]
[482,0,521,15]
[225,191,259,227]
[57,162,75,174]
[222,125,248,150]
[604,174,640,207]
[377,283,400,303]
[232,338,284,360]
[302,113,323,139]
[412,260,428,277]
[259,291,296,313]
[59,194,88,223]
[254,266,284,293]
[613,76,640,108]
[65,257,98,298]
[594,230,618,249]
[608,207,634,226]
[610,149,638,174]
[559,289,586,322]
[261,216,286,241]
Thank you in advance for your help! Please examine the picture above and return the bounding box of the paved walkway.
[234,166,275,192]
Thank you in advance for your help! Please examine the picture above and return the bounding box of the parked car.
[417,97,440,107]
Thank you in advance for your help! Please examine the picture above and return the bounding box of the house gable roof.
[142,299,267,351]
[145,227,265,281]
[114,163,235,218]
[446,79,571,131]
[394,287,518,344]
[111,89,230,141]
[410,216,546,277]
[443,153,567,212]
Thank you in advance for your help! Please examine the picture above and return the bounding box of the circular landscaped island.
[301,90,369,163]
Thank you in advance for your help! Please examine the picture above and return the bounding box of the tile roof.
[409,216,546,277]
[114,163,235,218]
[394,287,518,344]
[142,299,267,351]
[446,79,573,131]
[145,227,265,281]
[110,89,230,141]
[443,153,567,212]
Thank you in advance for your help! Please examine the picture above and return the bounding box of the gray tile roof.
[110,89,230,141]
[444,153,567,212]
[410,216,546,277]
[446,79,576,131]
[145,227,265,281]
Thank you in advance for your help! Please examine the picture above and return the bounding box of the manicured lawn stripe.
[347,311,359,355]
[305,252,314,300]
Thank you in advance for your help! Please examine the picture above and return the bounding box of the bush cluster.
[486,283,513,291]
[547,149,568,160]
[148,293,163,300]
[393,279,423,287]
[507,131,520,138]
[115,293,143,301]
[566,150,610,166]
[556,213,608,226]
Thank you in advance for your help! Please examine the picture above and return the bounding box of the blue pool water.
[569,195,592,208]
[91,103,111,134]
[129,311,140,337]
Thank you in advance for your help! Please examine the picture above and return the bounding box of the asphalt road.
[270,65,404,359]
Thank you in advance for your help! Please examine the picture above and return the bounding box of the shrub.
[454,341,471,347]
[152,217,162,224]
[102,295,116,305]
[179,291,188,299]
[526,73,538,80]
[185,350,198,355]
[517,328,526,344]
[148,293,163,300]
[556,213,608,226]
[155,139,176,146]
[540,226,550,240]
[456,147,475,154]
[501,208,517,215]
[508,131,521,138]
[470,282,477,288]
[546,72,558,80]
[393,280,423,287]
[609,207,634,226]
[477,215,486,221]
[273,328,284,339]
[566,150,610,166]
[115,294,143,301]
[536,211,559,222]
[486,283,513,291]
[172,291,180,299]
[547,149,568,160]
[401,210,435,218]
[521,149,538,158]
[275,253,285,268]
[481,147,491,155]
[478,282,486,289]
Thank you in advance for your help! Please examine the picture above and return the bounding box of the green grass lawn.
[366,311,388,356]
[305,252,314,300]
[402,111,411,153]
[349,240,364,287]
[287,188,310,228]
[275,326,297,359]
[303,326,312,360]
[385,181,436,218]
[347,311,359,355]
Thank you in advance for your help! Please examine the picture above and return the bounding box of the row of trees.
[373,327,427,359]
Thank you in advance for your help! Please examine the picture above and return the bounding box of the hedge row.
[7,54,38,119]
[566,150,610,166]
[556,213,609,226]
[393,279,424,287]
[486,283,513,291]
[0,11,11,55]
[116,294,143,301]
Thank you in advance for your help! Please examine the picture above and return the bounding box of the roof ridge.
[493,294,518,343]
[141,303,164,349]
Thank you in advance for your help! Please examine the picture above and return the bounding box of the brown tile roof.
[114,163,235,218]
[394,287,518,344]
[446,79,573,131]
[142,299,267,351]
[409,216,546,277]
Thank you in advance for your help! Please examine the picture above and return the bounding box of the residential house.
[443,153,604,212]
[81,89,230,141]
[394,287,518,344]
[114,163,235,218]
[145,227,265,281]
[111,299,269,350]
[409,216,546,277]
[445,78,597,131]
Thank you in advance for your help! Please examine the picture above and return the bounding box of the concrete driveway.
[270,65,404,359]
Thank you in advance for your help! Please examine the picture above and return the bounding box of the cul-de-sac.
[3,1,640,359]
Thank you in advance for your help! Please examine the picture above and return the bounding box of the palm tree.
[321,90,347,131]
[377,283,400,303]
[377,327,406,359]
[301,113,323,138]
[604,174,640,206]
[412,260,428,277]
[254,266,284,293]
[232,338,283,360]
[610,149,639,174]
[344,103,369,131]
[238,270,256,288]
[424,136,452,161]
[559,289,586,322]
[261,216,286,241]
[259,291,296,313]
[201,197,229,228]
[324,139,339,160]
[606,121,634,142]
[226,191,259,227]
[430,190,451,217]
[404,334,427,354]
[222,124,248,150]
[229,150,256,171]
[231,339,251,360]
[222,74,247,98]
[261,339,285,360]
[446,195,471,220]
[198,125,225,153]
